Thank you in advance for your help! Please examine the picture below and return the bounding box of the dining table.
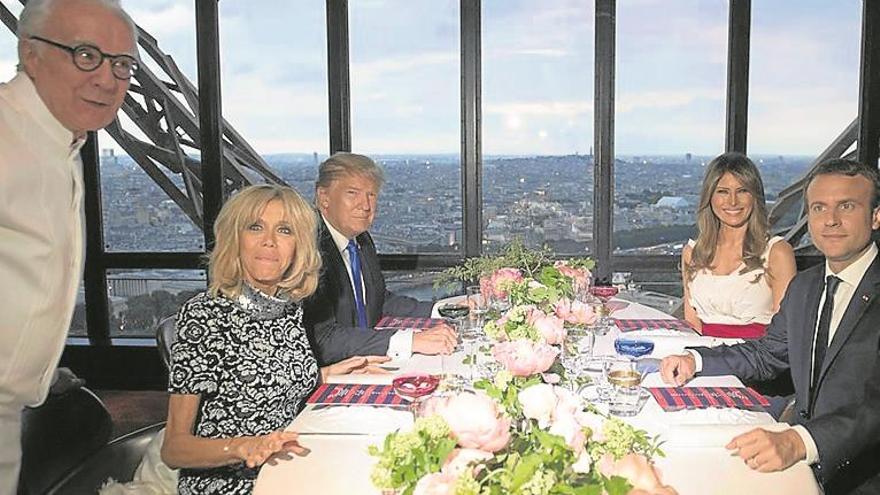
[254,297,821,495]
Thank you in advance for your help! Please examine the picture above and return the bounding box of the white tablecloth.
[255,299,820,495]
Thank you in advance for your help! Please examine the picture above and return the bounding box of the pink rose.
[438,392,511,452]
[532,313,567,345]
[416,395,449,418]
[554,261,591,288]
[442,448,493,477]
[554,298,598,326]
[575,411,607,442]
[413,472,457,495]
[549,412,586,453]
[518,383,557,427]
[492,339,559,377]
[598,454,664,492]
[484,268,523,298]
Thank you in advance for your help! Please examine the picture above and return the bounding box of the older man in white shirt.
[0,0,138,492]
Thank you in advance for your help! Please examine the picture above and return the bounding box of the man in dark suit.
[303,152,457,366]
[661,158,880,494]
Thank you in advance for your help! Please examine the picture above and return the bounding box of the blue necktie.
[347,239,368,328]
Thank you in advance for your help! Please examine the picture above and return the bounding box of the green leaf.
[602,476,633,495]
[510,454,543,489]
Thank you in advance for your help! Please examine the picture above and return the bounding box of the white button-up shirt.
[0,72,86,408]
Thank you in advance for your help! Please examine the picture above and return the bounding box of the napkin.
[290,404,413,435]
[375,316,446,331]
[307,383,406,406]
[647,386,770,412]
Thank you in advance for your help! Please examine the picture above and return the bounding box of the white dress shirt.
[690,243,879,465]
[321,215,412,359]
[0,72,86,409]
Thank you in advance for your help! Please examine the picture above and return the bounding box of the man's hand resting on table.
[726,428,806,472]
[413,324,457,355]
[659,353,697,386]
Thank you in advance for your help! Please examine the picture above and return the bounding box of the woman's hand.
[233,430,309,468]
[320,355,391,381]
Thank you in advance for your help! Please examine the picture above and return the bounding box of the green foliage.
[434,238,593,288]
[368,416,457,493]
[587,416,665,462]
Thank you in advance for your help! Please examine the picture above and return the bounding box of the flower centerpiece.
[369,371,674,495]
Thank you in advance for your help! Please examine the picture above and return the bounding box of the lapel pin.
[863,294,870,302]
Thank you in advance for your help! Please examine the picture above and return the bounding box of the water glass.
[606,360,643,417]
[466,285,489,328]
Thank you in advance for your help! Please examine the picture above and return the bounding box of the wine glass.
[466,286,489,329]
[438,302,470,333]
[392,375,440,412]
[589,285,619,335]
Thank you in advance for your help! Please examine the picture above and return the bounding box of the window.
[107,269,206,338]
[0,1,20,82]
[482,0,595,254]
[349,0,461,255]
[748,1,861,235]
[219,0,329,204]
[614,0,728,256]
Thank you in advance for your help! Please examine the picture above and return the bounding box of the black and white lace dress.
[168,285,319,495]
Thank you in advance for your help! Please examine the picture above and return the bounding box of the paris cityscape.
[76,151,814,337]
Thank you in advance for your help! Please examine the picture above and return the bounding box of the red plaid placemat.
[614,318,693,332]
[647,386,770,412]
[375,315,445,331]
[306,384,406,406]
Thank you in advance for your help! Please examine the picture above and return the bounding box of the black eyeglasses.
[30,36,139,80]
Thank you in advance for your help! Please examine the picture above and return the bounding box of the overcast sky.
[0,0,862,156]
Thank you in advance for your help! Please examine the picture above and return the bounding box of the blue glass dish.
[614,338,655,358]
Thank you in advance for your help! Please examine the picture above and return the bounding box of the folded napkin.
[375,316,446,331]
[290,405,413,435]
[615,318,693,332]
[307,383,406,406]
[647,386,769,412]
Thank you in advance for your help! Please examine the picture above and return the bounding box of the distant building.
[654,196,689,209]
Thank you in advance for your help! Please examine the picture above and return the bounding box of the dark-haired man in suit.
[303,152,457,366]
[661,158,880,494]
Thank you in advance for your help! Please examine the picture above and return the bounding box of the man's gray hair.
[17,0,138,70]
[316,152,386,190]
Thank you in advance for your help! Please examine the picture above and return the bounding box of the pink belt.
[701,322,767,339]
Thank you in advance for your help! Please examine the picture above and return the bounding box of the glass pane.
[614,1,727,256]
[220,1,329,167]
[70,280,87,337]
[349,0,461,254]
[100,146,205,251]
[384,270,459,303]
[483,0,595,254]
[99,1,203,252]
[0,1,21,82]
[107,269,206,338]
[749,1,861,238]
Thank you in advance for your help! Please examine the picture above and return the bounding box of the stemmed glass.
[613,338,655,361]
[438,302,470,333]
[589,285,619,335]
[466,286,489,329]
[392,375,440,413]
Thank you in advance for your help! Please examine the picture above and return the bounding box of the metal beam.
[725,0,750,153]
[195,0,224,251]
[327,0,351,154]
[81,133,111,345]
[461,0,482,258]
[858,0,880,168]
[593,0,615,284]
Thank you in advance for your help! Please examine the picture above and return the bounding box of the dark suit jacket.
[303,217,434,366]
[696,254,880,493]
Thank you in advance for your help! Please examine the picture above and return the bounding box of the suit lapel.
[357,232,383,324]
[819,257,880,383]
[798,269,824,410]
[319,218,359,326]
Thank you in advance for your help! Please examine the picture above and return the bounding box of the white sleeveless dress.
[687,236,783,327]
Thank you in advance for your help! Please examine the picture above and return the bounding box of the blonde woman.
[161,185,387,494]
[682,153,796,338]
